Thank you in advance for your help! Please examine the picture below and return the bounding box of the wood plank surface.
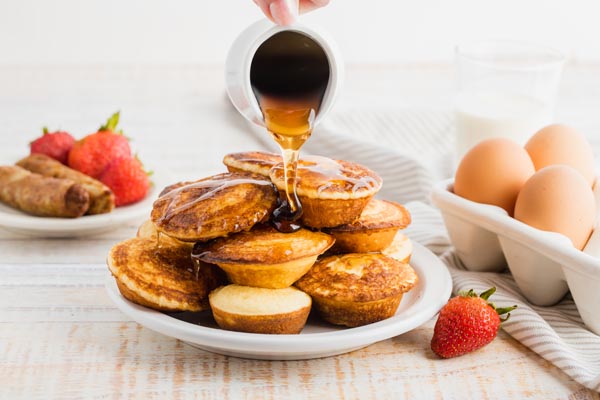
[0,65,599,399]
[1,270,596,400]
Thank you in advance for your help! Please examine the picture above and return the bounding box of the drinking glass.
[454,40,566,160]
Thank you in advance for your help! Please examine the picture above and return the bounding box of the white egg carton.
[431,179,600,336]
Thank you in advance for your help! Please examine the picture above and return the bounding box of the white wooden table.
[1,65,599,399]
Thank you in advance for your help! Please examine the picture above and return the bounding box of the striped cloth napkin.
[250,109,600,391]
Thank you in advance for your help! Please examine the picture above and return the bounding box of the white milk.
[455,91,553,161]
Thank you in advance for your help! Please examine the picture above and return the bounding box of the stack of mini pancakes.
[107,151,417,334]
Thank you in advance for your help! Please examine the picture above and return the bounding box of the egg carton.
[431,179,600,336]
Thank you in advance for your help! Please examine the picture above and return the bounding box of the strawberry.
[430,287,516,358]
[99,156,150,206]
[30,127,75,164]
[68,112,131,178]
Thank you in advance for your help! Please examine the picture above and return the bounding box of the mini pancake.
[151,172,278,242]
[193,224,334,289]
[223,151,282,177]
[136,220,228,291]
[381,232,413,264]
[325,199,411,253]
[107,237,221,312]
[295,253,418,327]
[269,155,382,228]
[209,284,312,334]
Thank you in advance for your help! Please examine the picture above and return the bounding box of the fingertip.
[270,0,298,26]
[254,0,276,23]
[299,0,329,14]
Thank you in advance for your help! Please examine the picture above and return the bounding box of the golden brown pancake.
[223,151,282,177]
[209,284,312,334]
[107,237,221,312]
[269,155,383,228]
[325,199,411,253]
[381,233,413,264]
[193,224,334,288]
[136,222,228,293]
[151,172,278,242]
[295,253,418,327]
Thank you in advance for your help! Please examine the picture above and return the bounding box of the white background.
[1,0,600,65]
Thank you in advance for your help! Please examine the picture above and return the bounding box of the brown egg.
[525,124,595,186]
[455,138,535,216]
[514,165,596,250]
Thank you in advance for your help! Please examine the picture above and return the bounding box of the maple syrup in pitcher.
[251,31,330,232]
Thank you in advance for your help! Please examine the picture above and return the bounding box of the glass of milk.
[455,40,566,161]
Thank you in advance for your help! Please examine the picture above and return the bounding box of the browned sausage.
[17,154,115,215]
[0,166,89,217]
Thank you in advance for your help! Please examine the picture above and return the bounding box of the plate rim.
[105,241,452,358]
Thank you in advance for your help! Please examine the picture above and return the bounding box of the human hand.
[253,0,330,26]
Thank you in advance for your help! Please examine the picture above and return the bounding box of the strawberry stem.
[480,287,496,301]
[496,306,517,315]
[99,111,120,132]
[459,288,478,298]
[42,126,49,135]
[460,287,517,323]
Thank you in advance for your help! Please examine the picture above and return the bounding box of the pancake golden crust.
[295,253,418,327]
[209,284,312,334]
[300,196,372,229]
[311,296,403,328]
[193,225,335,288]
[269,156,382,228]
[151,172,278,242]
[107,237,221,312]
[223,151,282,177]
[325,199,412,253]
[328,199,411,232]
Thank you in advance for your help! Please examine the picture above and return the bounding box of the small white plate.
[105,242,452,360]
[0,175,165,238]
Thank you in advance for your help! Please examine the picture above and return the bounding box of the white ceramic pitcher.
[225,19,344,127]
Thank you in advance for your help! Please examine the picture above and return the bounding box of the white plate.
[0,175,165,238]
[105,242,452,360]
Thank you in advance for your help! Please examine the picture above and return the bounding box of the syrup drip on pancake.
[155,231,162,249]
[193,261,200,281]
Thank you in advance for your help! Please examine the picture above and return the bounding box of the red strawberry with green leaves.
[99,156,151,206]
[30,127,75,164]
[431,287,517,358]
[68,111,131,178]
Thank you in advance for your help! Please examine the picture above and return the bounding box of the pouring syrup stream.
[250,30,330,232]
